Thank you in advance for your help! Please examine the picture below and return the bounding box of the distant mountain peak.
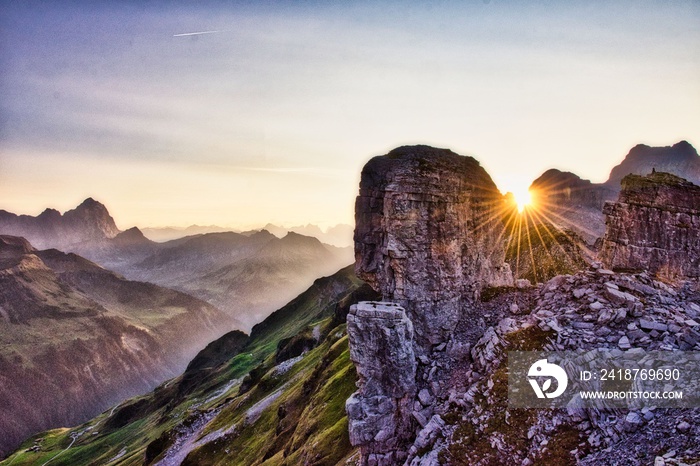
[673,140,693,150]
[37,208,61,219]
[113,226,153,246]
[281,231,323,246]
[253,229,276,239]
[63,198,120,239]
[78,197,100,206]
[606,141,700,187]
[0,198,121,250]
[531,168,593,188]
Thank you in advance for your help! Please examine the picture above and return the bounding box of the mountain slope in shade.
[0,198,119,250]
[0,266,376,466]
[606,140,700,187]
[0,235,233,458]
[529,168,617,243]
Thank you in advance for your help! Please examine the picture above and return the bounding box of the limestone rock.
[599,172,700,279]
[346,301,417,464]
[354,145,513,346]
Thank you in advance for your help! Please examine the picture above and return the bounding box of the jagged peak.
[62,197,120,238]
[37,208,61,219]
[253,229,276,238]
[73,197,109,212]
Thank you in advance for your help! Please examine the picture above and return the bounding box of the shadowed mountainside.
[0,235,232,458]
[118,231,353,331]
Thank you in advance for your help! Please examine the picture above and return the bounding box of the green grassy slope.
[1,265,377,466]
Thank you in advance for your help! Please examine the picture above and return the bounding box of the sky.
[1,0,698,229]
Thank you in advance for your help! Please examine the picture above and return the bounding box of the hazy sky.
[1,0,698,229]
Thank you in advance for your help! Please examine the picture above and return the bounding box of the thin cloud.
[173,30,220,37]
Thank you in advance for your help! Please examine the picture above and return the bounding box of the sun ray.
[523,208,539,283]
[527,207,590,267]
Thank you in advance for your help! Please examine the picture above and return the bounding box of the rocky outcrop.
[440,265,700,466]
[354,145,512,347]
[346,301,416,465]
[348,144,700,466]
[600,172,700,279]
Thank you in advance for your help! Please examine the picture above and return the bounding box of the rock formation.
[354,145,513,347]
[346,301,416,465]
[600,171,700,279]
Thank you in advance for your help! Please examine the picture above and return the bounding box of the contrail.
[173,30,220,37]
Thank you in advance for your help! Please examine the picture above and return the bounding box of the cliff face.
[354,145,512,347]
[600,172,700,279]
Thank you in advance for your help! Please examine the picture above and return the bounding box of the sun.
[512,188,533,213]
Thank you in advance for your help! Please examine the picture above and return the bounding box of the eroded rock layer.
[600,172,700,279]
